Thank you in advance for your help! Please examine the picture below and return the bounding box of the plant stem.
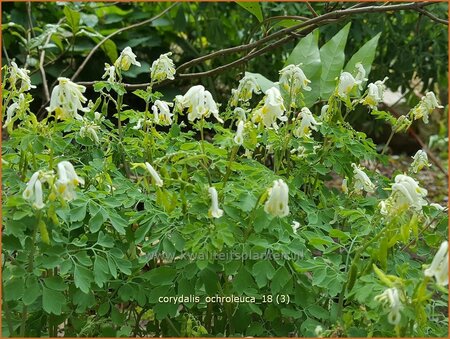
[199,118,212,186]
[381,129,395,155]
[221,145,238,193]
[1,279,15,336]
[20,213,39,337]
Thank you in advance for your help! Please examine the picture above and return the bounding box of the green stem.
[381,129,395,155]
[20,213,40,337]
[221,145,238,193]
[165,317,181,336]
[199,118,212,186]
[1,279,14,336]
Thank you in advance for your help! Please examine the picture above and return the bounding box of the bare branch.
[415,7,448,25]
[77,2,433,90]
[306,2,319,17]
[176,2,432,73]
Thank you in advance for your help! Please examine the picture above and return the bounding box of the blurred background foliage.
[2,2,448,98]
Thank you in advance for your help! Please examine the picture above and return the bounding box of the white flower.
[230,74,261,106]
[234,120,245,146]
[293,107,321,138]
[411,91,443,124]
[342,178,348,194]
[144,162,163,187]
[424,240,448,286]
[180,85,223,123]
[56,161,85,201]
[292,221,300,234]
[79,120,101,144]
[133,118,143,130]
[379,200,388,215]
[46,77,88,120]
[102,63,116,83]
[354,62,368,89]
[351,163,375,193]
[314,325,324,338]
[22,171,45,209]
[152,100,174,126]
[3,92,27,129]
[338,72,359,98]
[319,104,329,120]
[391,174,427,212]
[264,179,289,217]
[114,46,141,71]
[279,64,311,95]
[9,61,36,92]
[208,187,223,218]
[430,203,446,211]
[393,115,412,133]
[410,150,430,173]
[362,77,388,109]
[234,107,247,121]
[150,52,176,83]
[374,287,403,325]
[252,87,287,129]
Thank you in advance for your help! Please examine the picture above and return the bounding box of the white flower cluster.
[47,77,88,120]
[374,287,403,325]
[230,74,261,107]
[150,52,176,83]
[351,163,375,194]
[279,64,311,96]
[424,240,448,286]
[22,161,84,209]
[264,179,289,217]
[252,87,287,130]
[178,85,223,123]
[379,174,427,216]
[410,92,443,124]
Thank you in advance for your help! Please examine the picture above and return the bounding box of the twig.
[2,40,11,66]
[177,1,431,73]
[415,7,449,25]
[26,2,36,38]
[306,2,319,17]
[39,23,61,102]
[70,3,178,81]
[380,103,447,176]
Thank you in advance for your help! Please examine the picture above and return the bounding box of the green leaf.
[107,255,118,278]
[236,2,263,22]
[252,261,275,288]
[271,267,290,295]
[344,33,381,81]
[97,231,114,248]
[42,287,66,315]
[70,203,87,222]
[44,276,67,291]
[143,267,177,285]
[284,30,321,106]
[234,266,254,294]
[319,23,351,98]
[109,212,127,235]
[74,265,94,293]
[63,6,80,33]
[118,284,135,301]
[23,276,41,305]
[134,222,151,244]
[89,210,105,233]
[4,277,24,301]
[94,255,110,288]
[245,71,277,93]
